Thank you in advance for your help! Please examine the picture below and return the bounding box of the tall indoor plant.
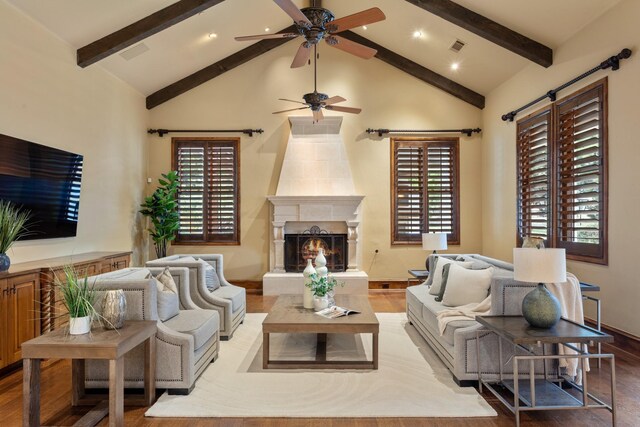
[139,171,179,258]
[0,200,31,272]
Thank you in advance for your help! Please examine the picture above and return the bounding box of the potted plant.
[55,265,98,335]
[306,273,343,311]
[0,200,31,272]
[139,171,180,258]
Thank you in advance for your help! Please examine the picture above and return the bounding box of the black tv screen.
[0,133,83,240]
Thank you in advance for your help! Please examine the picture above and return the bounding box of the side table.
[22,320,157,427]
[407,269,429,286]
[476,316,615,427]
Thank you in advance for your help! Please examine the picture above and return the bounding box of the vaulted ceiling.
[8,0,620,108]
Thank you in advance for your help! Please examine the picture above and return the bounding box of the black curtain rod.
[148,128,264,137]
[366,128,482,137]
[502,48,632,122]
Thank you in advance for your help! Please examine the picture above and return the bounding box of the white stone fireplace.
[263,116,368,295]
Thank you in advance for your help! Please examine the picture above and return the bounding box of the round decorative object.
[315,248,328,278]
[0,253,10,272]
[326,289,336,307]
[522,283,562,329]
[69,316,92,335]
[102,289,127,329]
[313,295,330,312]
[302,259,316,309]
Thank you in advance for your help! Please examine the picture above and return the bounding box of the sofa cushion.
[406,285,432,315]
[211,285,245,312]
[164,309,219,350]
[442,264,493,307]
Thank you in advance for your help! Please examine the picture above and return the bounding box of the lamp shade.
[422,232,448,251]
[513,248,567,283]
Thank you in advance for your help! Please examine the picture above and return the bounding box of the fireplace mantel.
[267,195,364,273]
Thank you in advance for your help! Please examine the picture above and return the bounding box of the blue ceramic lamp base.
[522,283,562,329]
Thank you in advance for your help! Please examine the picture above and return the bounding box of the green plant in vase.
[139,171,179,259]
[54,265,99,335]
[0,200,32,272]
[306,273,344,311]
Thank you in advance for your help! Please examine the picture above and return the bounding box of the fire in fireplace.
[284,226,347,272]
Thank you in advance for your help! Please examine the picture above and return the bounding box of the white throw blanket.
[436,272,588,381]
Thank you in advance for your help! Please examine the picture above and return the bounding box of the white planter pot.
[313,295,330,312]
[69,316,92,335]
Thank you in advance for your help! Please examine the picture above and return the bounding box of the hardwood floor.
[1,290,638,426]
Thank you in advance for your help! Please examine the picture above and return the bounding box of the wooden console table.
[22,321,157,427]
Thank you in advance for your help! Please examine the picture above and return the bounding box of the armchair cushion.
[212,285,245,312]
[164,309,219,350]
[155,267,178,293]
[155,279,180,321]
[199,260,221,291]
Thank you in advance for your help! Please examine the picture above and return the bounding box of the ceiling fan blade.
[273,107,309,114]
[323,96,346,105]
[327,35,377,59]
[312,109,324,122]
[274,0,311,26]
[279,98,306,104]
[325,105,362,114]
[291,43,312,68]
[235,33,298,41]
[328,8,386,33]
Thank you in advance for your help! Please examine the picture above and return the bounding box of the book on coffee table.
[315,306,361,319]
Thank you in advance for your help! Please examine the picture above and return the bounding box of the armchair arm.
[489,276,536,316]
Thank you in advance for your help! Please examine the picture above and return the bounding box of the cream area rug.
[145,313,496,418]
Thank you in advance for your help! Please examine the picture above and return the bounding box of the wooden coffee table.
[262,294,379,370]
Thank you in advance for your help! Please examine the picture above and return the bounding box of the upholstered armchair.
[146,254,246,339]
[85,267,220,395]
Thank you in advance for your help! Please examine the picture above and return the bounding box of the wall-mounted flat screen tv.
[0,133,83,240]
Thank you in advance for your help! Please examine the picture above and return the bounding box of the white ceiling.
[6,0,621,100]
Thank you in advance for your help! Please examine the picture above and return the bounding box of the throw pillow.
[197,258,221,292]
[155,267,178,294]
[435,263,454,302]
[441,264,494,307]
[153,276,180,321]
[428,258,473,296]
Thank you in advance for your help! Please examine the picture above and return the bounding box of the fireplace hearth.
[285,226,347,272]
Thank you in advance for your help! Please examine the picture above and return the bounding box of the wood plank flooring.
[1,290,638,426]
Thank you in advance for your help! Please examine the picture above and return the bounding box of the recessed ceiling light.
[451,62,460,71]
[362,25,368,30]
[412,30,422,39]
[265,27,270,32]
[208,32,218,39]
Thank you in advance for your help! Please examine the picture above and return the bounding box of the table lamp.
[513,248,566,328]
[422,232,448,254]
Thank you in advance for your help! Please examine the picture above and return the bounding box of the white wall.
[0,1,149,265]
[148,44,484,281]
[482,0,640,336]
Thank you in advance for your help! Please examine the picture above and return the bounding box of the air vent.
[449,39,465,53]
[119,43,150,61]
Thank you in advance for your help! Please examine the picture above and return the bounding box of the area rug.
[145,313,496,418]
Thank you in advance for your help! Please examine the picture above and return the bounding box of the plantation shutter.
[425,142,459,243]
[173,139,240,244]
[554,82,607,262]
[392,138,460,245]
[393,143,425,243]
[516,108,552,246]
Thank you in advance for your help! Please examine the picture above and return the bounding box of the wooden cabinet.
[0,251,132,373]
[0,273,39,368]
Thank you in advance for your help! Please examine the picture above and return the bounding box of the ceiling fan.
[273,46,362,122]
[235,0,385,68]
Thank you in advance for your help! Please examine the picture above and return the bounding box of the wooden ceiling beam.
[146,25,298,109]
[340,31,485,109]
[77,0,226,68]
[403,0,553,67]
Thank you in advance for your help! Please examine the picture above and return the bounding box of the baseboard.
[585,317,640,358]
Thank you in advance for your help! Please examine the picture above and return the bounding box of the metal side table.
[407,269,429,286]
[476,316,615,427]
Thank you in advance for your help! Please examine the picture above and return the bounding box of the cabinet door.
[103,255,130,272]
[7,274,39,364]
[0,279,8,369]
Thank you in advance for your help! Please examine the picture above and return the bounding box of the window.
[172,138,240,245]
[391,138,460,245]
[516,78,608,264]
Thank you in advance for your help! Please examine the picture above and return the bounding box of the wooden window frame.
[172,137,241,246]
[515,78,608,265]
[391,137,461,246]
